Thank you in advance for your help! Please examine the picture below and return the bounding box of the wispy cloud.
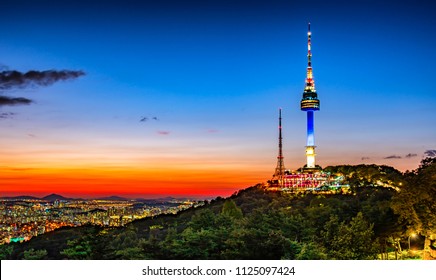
[384,155,402,159]
[0,96,33,106]
[140,116,159,122]
[157,130,170,135]
[361,157,370,160]
[405,153,417,158]
[424,149,436,158]
[0,70,85,90]
[0,167,35,172]
[207,129,219,133]
[0,112,16,119]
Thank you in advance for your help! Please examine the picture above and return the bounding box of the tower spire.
[305,22,316,93]
[307,22,311,68]
[273,108,286,186]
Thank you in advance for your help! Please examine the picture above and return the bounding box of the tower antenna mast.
[272,108,286,187]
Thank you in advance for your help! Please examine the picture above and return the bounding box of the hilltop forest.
[1,157,435,260]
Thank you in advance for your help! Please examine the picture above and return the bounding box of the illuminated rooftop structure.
[278,170,348,192]
[282,171,329,190]
[301,23,321,171]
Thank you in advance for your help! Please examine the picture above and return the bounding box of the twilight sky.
[1,0,435,198]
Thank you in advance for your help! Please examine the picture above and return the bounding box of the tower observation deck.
[301,23,321,171]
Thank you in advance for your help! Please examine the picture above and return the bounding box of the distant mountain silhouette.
[0,194,79,201]
[42,194,71,201]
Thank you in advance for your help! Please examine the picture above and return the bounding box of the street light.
[408,233,417,251]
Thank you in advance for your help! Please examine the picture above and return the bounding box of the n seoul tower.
[300,23,321,171]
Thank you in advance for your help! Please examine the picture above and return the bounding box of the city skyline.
[1,0,435,198]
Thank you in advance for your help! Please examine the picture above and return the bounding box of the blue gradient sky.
[0,0,435,197]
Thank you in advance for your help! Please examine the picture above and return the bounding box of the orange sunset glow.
[1,161,269,198]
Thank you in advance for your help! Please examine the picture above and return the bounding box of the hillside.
[0,186,405,260]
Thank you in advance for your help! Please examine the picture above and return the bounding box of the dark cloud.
[0,68,84,108]
[0,70,85,90]
[384,155,402,159]
[424,150,436,158]
[405,153,417,158]
[361,157,370,160]
[0,96,33,106]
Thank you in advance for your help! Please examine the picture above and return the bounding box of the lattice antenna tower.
[273,108,286,186]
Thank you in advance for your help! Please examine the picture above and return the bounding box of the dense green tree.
[107,228,146,259]
[222,208,293,259]
[359,188,401,258]
[60,239,92,260]
[221,200,243,219]
[295,242,327,260]
[324,164,404,189]
[321,212,378,259]
[175,228,219,259]
[221,227,251,259]
[111,229,139,249]
[115,246,146,260]
[141,233,163,259]
[0,244,13,260]
[23,248,48,260]
[279,213,314,243]
[189,209,218,231]
[392,157,436,259]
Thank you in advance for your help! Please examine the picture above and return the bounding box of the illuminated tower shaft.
[300,23,320,169]
[273,108,286,186]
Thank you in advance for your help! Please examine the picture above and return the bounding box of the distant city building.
[0,198,199,244]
